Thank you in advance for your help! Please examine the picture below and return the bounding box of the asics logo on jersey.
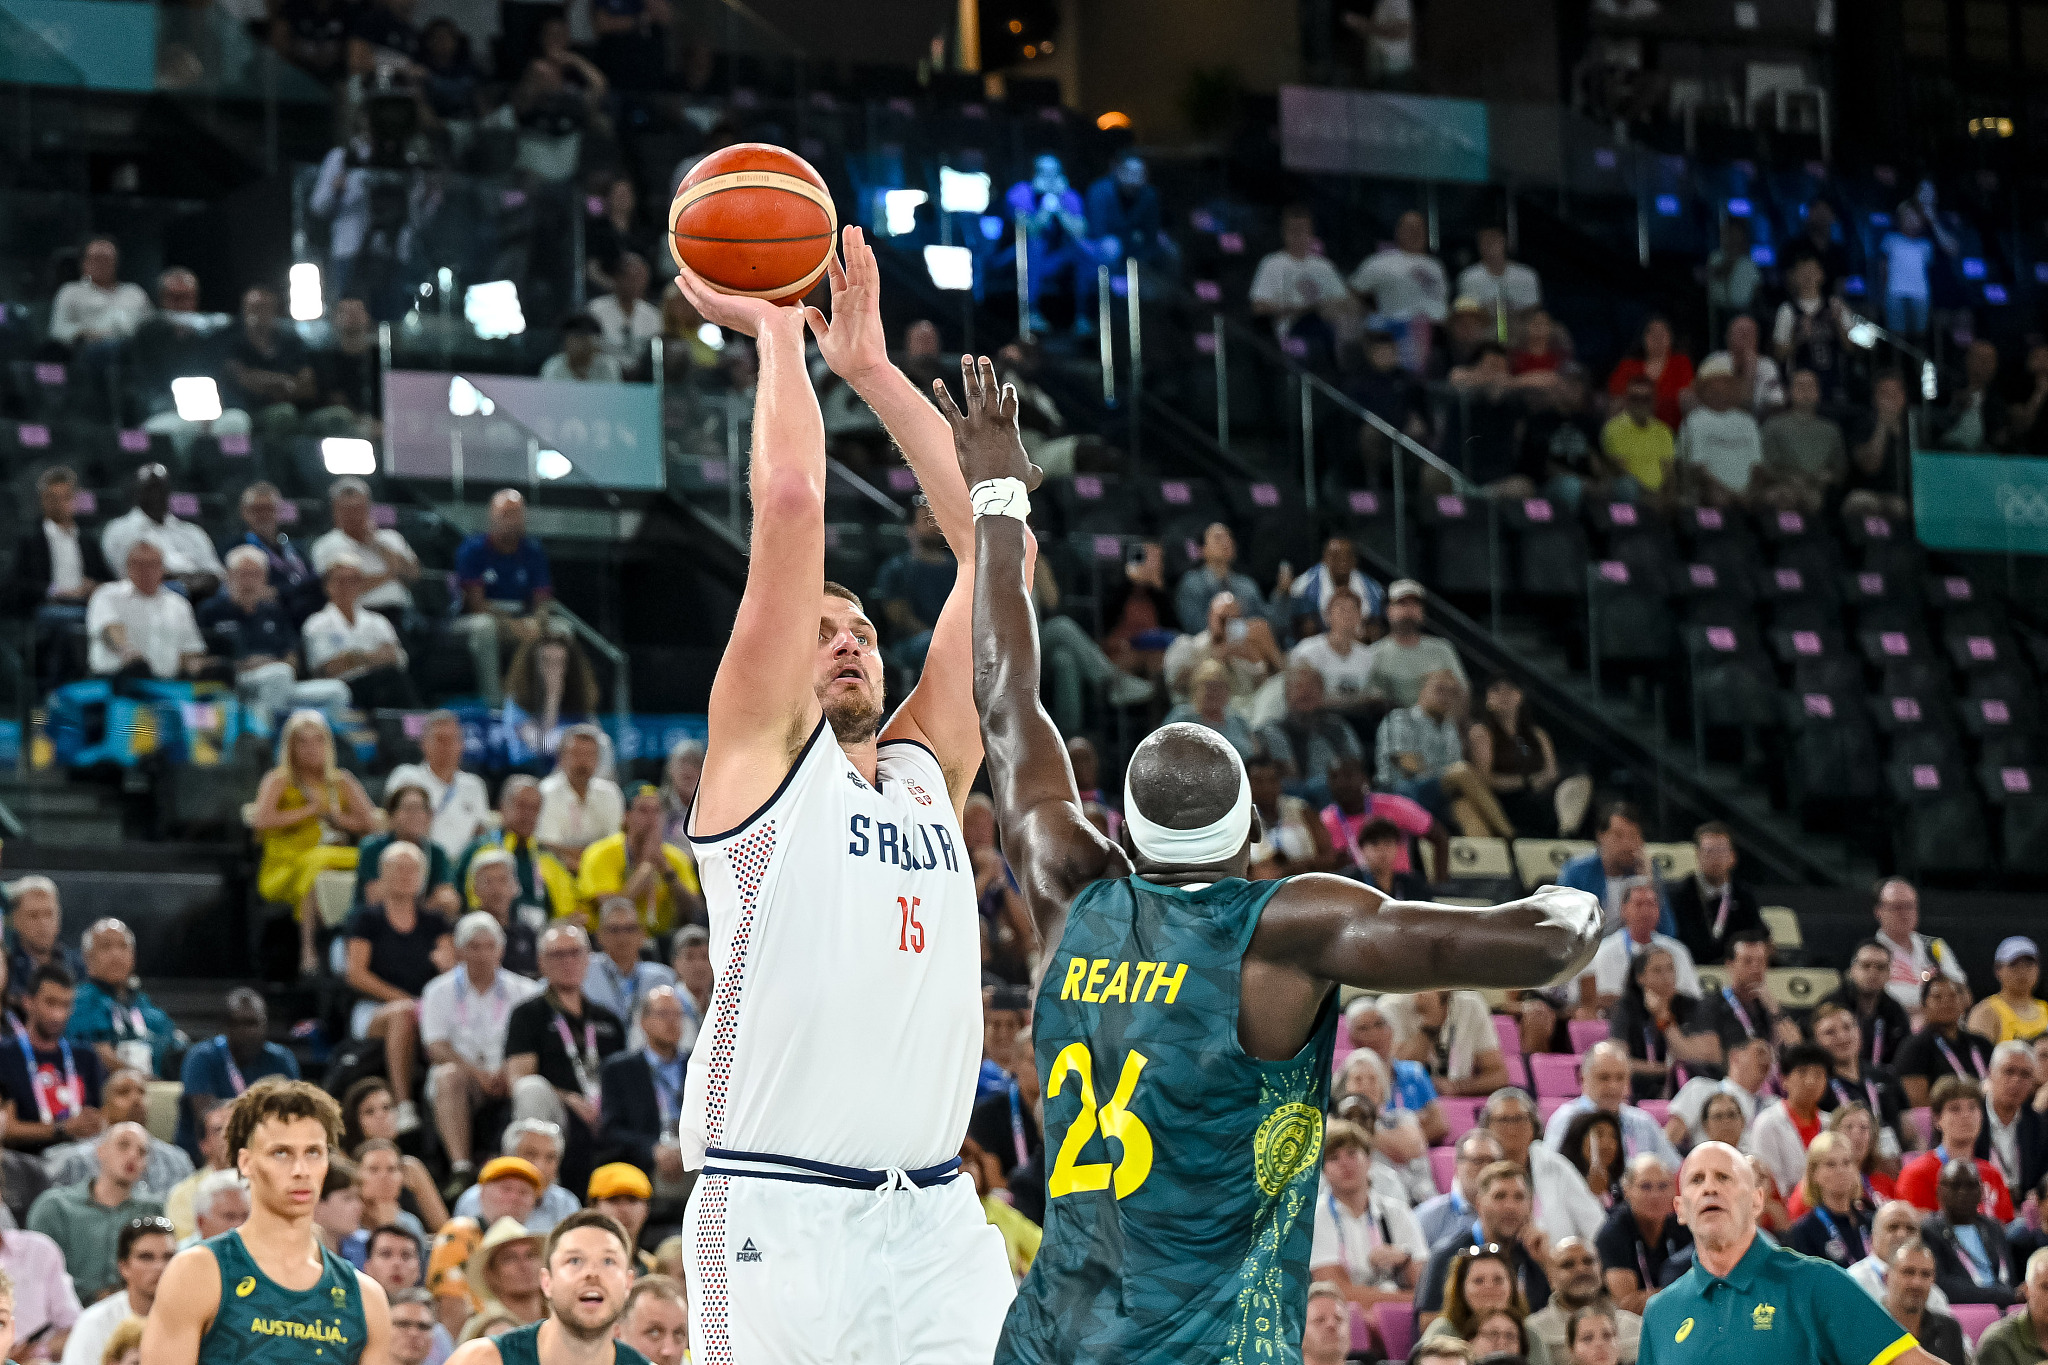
[234,1277,256,1298]
[736,1239,763,1263]
[846,814,961,872]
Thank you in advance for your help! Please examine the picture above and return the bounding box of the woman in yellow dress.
[252,709,377,975]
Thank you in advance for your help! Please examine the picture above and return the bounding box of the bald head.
[1676,1141,1759,1251]
[1126,724,1243,830]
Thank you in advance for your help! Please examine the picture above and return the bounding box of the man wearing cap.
[1971,938,2048,1045]
[575,786,701,939]
[1675,354,1765,509]
[470,1213,546,1324]
[455,1122,583,1233]
[1636,1141,1943,1365]
[588,1163,658,1274]
[1361,580,1467,709]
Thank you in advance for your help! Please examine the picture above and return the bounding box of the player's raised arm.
[139,1246,222,1365]
[675,266,829,831]
[937,358,1125,956]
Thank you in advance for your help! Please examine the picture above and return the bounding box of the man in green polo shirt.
[1640,1141,1942,1365]
[1976,1246,2048,1365]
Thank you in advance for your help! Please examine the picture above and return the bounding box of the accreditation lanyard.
[1008,1083,1030,1169]
[20,1035,79,1123]
[649,1053,682,1127]
[553,1008,600,1099]
[1934,1034,1984,1081]
[215,1037,248,1095]
[109,998,147,1041]
[1331,1190,1392,1282]
[1814,1206,1863,1264]
[1829,1074,1880,1116]
[1722,988,1761,1039]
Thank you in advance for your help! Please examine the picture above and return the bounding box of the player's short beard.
[550,1292,625,1340]
[823,683,882,746]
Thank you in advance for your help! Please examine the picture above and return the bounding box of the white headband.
[1122,734,1254,866]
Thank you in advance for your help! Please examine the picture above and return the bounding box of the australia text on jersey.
[845,815,962,873]
[1057,956,1190,1005]
[249,1320,350,1342]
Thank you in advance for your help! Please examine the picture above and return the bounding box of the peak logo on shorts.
[735,1239,763,1264]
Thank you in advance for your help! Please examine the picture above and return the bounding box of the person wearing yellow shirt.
[455,774,577,920]
[575,784,702,937]
[1601,373,1676,499]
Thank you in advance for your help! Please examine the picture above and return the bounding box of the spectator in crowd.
[1974,1247,2048,1364]
[7,879,84,1009]
[1598,375,1674,503]
[1376,670,1516,838]
[614,1276,689,1365]
[1590,879,1702,1008]
[1417,1162,1553,1320]
[1558,802,1673,938]
[1885,1238,1970,1364]
[1823,940,1913,1070]
[303,550,418,710]
[583,177,647,297]
[1970,937,2048,1044]
[272,0,349,81]
[502,634,607,768]
[1485,1087,1609,1247]
[252,709,377,977]
[0,1221,79,1354]
[59,1214,172,1365]
[1705,219,1762,331]
[218,287,316,442]
[1173,523,1279,637]
[1346,816,1432,899]
[1606,317,1693,431]
[1758,369,1846,513]
[1288,535,1383,639]
[1560,1110,1624,1208]
[587,253,661,372]
[1750,1043,1836,1198]
[579,898,676,1024]
[1872,878,1968,1022]
[343,841,451,1127]
[101,466,225,602]
[1852,1199,1952,1309]
[1609,940,1720,1102]
[1308,1115,1429,1313]
[1596,1154,1687,1313]
[1844,371,1913,522]
[536,725,622,874]
[1920,1157,2019,1305]
[1700,929,1802,1050]
[468,1211,546,1321]
[1812,1005,1909,1153]
[595,984,688,1202]
[1349,211,1448,364]
[578,786,701,940]
[162,1103,232,1239]
[454,489,555,708]
[1003,153,1097,337]
[422,911,541,1187]
[458,775,575,921]
[1542,1042,1681,1167]
[126,267,244,455]
[1163,659,1258,760]
[1419,1245,1539,1358]
[541,314,623,382]
[1346,999,1451,1143]
[310,476,420,625]
[198,545,350,730]
[337,1080,447,1235]
[49,238,151,351]
[1256,665,1363,794]
[384,1288,439,1365]
[504,925,623,1186]
[1457,227,1541,320]
[1511,308,1569,375]
[1085,153,1176,277]
[1299,1282,1348,1365]
[1468,674,1586,838]
[1349,327,1433,481]
[460,849,542,978]
[86,542,207,684]
[1982,1041,2048,1200]
[354,783,460,916]
[1527,1238,1642,1363]
[1807,1104,1897,1215]
[1164,591,1284,715]
[1786,1131,1875,1268]
[874,510,955,671]
[42,1066,190,1200]
[27,1122,159,1299]
[1897,976,1997,1109]
[1703,314,1785,418]
[1878,203,1936,341]
[1675,355,1764,508]
[0,964,105,1156]
[586,1164,655,1271]
[1666,821,1762,967]
[1773,257,1850,402]
[229,488,309,614]
[1899,1077,2015,1218]
[385,710,492,863]
[1666,1034,1771,1148]
[1363,580,1467,708]
[307,298,383,439]
[175,988,296,1157]
[349,1150,427,1266]
[1380,990,1509,1098]
[12,466,110,689]
[656,739,702,850]
[66,922,175,1079]
[1779,199,1849,295]
[1290,587,1377,719]
[1322,755,1446,882]
[967,1042,1042,1183]
[455,1125,580,1234]
[1416,1130,1505,1247]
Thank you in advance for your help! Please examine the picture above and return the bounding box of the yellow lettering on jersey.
[248,1321,348,1344]
[1100,961,1130,1003]
[1082,958,1109,1002]
[1059,956,1088,1001]
[1131,961,1156,999]
[1145,961,1188,1003]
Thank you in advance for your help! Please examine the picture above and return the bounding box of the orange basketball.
[669,143,838,306]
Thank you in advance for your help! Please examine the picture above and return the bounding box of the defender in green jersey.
[939,358,1606,1365]
[142,1079,391,1365]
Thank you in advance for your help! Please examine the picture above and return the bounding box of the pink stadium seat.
[1952,1303,2002,1346]
[1569,1018,1609,1054]
[1440,1096,1484,1143]
[1430,1146,1457,1194]
[1530,1052,1581,1098]
[1351,1307,1375,1357]
[1906,1107,1932,1147]
[1638,1099,1671,1125]
[1332,1032,1356,1071]
[1493,1013,1521,1060]
[1539,1096,1567,1126]
[1375,1303,1417,1360]
[1504,1052,1529,1088]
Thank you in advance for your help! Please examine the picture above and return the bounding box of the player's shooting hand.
[932,354,1043,492]
[803,225,890,385]
[672,261,794,341]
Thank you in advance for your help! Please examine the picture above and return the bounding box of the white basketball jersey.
[680,719,982,1172]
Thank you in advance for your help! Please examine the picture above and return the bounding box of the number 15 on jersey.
[897,896,925,953]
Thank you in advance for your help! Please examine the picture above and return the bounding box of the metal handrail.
[546,601,630,730]
[825,456,908,520]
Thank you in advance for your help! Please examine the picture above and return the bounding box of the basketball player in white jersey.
[670,228,1015,1362]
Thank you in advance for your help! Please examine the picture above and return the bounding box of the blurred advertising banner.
[383,370,664,491]
[1279,85,1490,184]
[1914,451,2048,556]
[0,0,155,90]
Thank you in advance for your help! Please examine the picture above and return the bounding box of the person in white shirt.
[1590,878,1702,1005]
[59,1213,173,1365]
[1309,1118,1430,1316]
[535,724,623,872]
[1747,1044,1834,1198]
[385,709,493,861]
[1379,989,1512,1098]
[1249,205,1356,343]
[1849,1200,1952,1313]
[540,314,626,382]
[582,897,677,1030]
[310,475,420,614]
[1675,354,1764,508]
[1702,314,1786,417]
[302,550,418,710]
[421,912,543,1184]
[86,541,208,680]
[1290,588,1377,713]
[1349,211,1449,327]
[1543,1042,1682,1168]
[1483,1087,1610,1247]
[1666,1035,1771,1147]
[587,253,662,370]
[100,464,226,600]
[1455,228,1542,318]
[48,237,152,348]
[1343,0,1414,82]
[1288,535,1385,634]
[1871,877,1966,1021]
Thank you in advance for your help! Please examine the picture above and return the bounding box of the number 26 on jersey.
[897,896,925,953]
[1046,1042,1154,1200]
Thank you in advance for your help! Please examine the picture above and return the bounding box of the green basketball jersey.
[996,876,1336,1365]
[198,1229,367,1365]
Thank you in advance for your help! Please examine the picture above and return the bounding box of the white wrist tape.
[970,477,1031,521]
